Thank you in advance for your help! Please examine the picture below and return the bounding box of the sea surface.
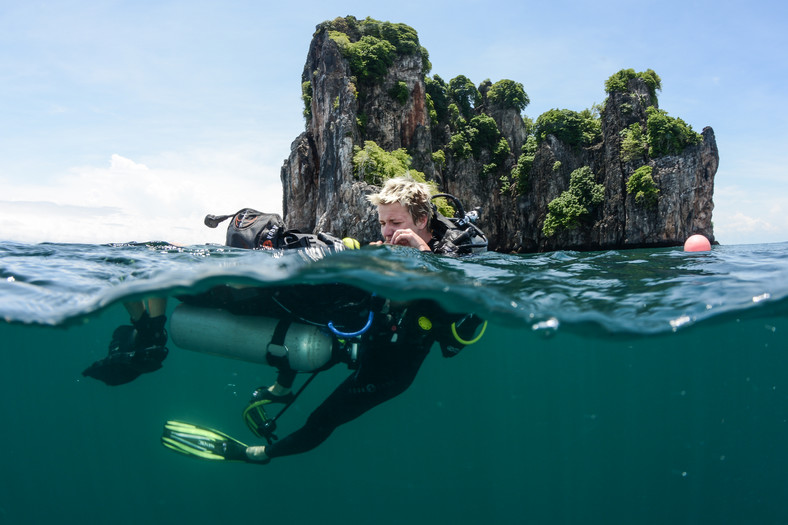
[1,240,787,525]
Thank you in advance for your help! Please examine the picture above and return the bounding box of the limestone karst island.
[279,16,717,253]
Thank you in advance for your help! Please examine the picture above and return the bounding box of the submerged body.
[79,177,490,462]
[2,240,788,523]
[175,281,484,460]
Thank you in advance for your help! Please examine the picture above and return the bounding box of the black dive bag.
[204,208,346,251]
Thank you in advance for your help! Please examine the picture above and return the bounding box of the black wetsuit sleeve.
[264,335,431,459]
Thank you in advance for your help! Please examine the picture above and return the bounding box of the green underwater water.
[0,242,787,524]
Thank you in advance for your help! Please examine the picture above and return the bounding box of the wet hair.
[367,177,433,224]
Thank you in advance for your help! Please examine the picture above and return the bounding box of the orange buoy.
[684,234,711,252]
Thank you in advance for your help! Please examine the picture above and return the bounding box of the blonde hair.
[367,177,434,224]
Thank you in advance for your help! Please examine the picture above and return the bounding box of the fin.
[161,420,251,462]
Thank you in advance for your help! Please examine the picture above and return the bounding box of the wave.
[1,240,787,335]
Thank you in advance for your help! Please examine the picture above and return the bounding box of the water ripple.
[1,240,787,335]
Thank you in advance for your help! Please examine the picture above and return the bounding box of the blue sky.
[1,0,786,245]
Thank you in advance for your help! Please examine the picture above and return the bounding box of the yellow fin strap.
[451,319,487,345]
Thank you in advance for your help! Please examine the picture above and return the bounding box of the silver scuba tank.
[169,303,334,371]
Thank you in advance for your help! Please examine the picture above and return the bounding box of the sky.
[1,0,786,246]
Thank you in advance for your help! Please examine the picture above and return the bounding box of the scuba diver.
[82,177,489,464]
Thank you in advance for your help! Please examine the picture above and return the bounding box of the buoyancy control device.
[171,195,487,371]
[168,209,369,372]
[204,208,348,252]
[429,194,488,254]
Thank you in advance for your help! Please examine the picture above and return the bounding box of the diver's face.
[377,202,426,243]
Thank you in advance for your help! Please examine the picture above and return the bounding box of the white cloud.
[1,148,284,245]
[722,212,776,234]
[712,183,788,245]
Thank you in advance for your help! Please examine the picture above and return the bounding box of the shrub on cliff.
[626,165,660,208]
[301,81,313,121]
[542,166,605,236]
[425,75,449,124]
[351,141,454,215]
[535,108,601,147]
[448,114,504,161]
[605,68,662,100]
[330,31,396,85]
[448,75,480,120]
[501,135,536,196]
[389,81,409,105]
[487,79,530,111]
[352,141,420,185]
[619,123,647,162]
[324,16,431,85]
[646,107,703,157]
[469,115,501,155]
[481,137,511,179]
[448,126,474,159]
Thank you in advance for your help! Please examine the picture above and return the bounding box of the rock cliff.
[280,17,717,252]
[281,19,431,240]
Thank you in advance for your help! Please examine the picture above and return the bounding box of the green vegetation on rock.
[481,137,511,179]
[646,107,703,157]
[487,79,530,111]
[390,81,409,105]
[542,166,605,237]
[301,81,313,121]
[534,108,601,147]
[351,140,453,216]
[619,123,647,163]
[428,74,532,184]
[626,165,660,208]
[352,140,421,185]
[448,75,480,120]
[605,68,662,100]
[330,31,395,85]
[431,149,446,169]
[501,135,537,196]
[425,75,449,125]
[323,16,430,86]
[448,114,504,161]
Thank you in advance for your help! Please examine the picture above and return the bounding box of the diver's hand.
[388,228,431,251]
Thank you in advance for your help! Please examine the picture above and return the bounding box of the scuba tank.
[169,303,335,371]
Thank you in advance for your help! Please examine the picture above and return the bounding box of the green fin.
[161,420,249,462]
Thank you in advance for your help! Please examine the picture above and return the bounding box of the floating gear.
[204,208,353,252]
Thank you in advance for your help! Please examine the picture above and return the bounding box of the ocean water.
[1,241,787,525]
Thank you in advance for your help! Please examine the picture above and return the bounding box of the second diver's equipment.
[429,193,488,255]
[204,208,353,252]
[169,304,337,371]
[161,420,257,462]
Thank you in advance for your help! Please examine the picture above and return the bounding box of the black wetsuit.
[179,235,484,458]
[265,303,436,458]
[260,237,486,458]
